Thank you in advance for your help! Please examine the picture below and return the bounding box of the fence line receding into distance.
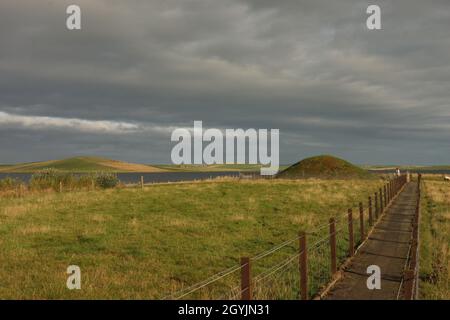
[165,174,420,300]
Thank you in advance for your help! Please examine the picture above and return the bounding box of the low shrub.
[30,169,73,191]
[94,172,119,189]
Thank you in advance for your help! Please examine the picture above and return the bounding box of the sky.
[1,0,449,165]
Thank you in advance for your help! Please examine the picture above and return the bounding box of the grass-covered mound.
[278,155,371,179]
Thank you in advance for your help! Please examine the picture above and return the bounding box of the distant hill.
[278,155,372,179]
[0,157,165,173]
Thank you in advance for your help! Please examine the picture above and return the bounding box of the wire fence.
[164,174,409,300]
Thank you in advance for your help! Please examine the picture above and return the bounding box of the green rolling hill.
[0,157,165,173]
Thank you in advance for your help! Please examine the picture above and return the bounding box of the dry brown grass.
[98,159,165,172]
[420,179,450,299]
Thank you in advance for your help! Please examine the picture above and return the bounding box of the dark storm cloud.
[0,0,449,164]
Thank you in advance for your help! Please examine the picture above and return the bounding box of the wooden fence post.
[379,188,384,214]
[374,192,379,219]
[386,182,389,203]
[299,232,308,300]
[387,181,392,203]
[386,184,389,205]
[329,218,337,275]
[348,209,354,256]
[241,257,251,300]
[59,181,63,193]
[141,176,144,189]
[386,182,391,204]
[368,196,373,226]
[359,202,365,241]
[384,185,387,207]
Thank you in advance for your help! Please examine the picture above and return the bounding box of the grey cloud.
[0,0,449,165]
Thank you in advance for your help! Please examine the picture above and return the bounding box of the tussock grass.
[420,179,450,299]
[0,178,383,299]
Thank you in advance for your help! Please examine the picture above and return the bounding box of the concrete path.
[325,182,417,300]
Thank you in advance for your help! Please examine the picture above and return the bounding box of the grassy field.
[0,178,383,299]
[420,179,450,299]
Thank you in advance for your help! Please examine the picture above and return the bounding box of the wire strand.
[165,263,242,299]
[253,253,301,285]
[251,236,298,261]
